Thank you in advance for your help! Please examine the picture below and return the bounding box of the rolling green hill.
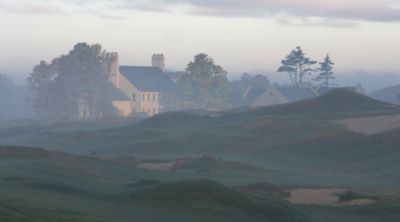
[242,89,397,118]
[1,90,400,221]
[0,146,316,222]
[1,90,400,183]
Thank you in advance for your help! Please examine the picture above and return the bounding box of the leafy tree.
[314,54,335,88]
[28,43,117,120]
[277,47,317,86]
[0,73,13,94]
[178,53,229,110]
[0,73,14,117]
[27,61,57,118]
[229,73,271,107]
[59,43,116,119]
[239,73,270,89]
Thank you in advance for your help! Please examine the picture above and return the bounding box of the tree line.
[0,73,32,119]
[28,43,117,120]
[278,46,335,87]
[26,43,335,120]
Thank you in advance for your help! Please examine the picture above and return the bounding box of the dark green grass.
[0,146,319,222]
[1,90,399,186]
[241,89,399,119]
[1,90,400,221]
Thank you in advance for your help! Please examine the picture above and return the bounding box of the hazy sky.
[1,0,400,85]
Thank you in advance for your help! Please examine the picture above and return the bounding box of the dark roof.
[276,87,318,102]
[243,88,267,105]
[109,86,130,101]
[119,66,177,93]
[103,83,130,101]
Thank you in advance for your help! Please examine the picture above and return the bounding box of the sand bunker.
[136,161,184,171]
[335,114,400,135]
[287,189,375,206]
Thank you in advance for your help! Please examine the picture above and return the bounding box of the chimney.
[112,53,120,88]
[152,53,165,72]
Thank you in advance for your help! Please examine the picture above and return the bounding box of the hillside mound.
[0,145,123,185]
[133,112,209,129]
[0,145,79,160]
[137,179,243,202]
[255,89,395,116]
[370,84,400,104]
[240,182,291,198]
[132,179,315,222]
[172,156,265,172]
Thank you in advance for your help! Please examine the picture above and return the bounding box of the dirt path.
[335,114,400,135]
[287,189,375,206]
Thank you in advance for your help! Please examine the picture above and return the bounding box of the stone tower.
[112,52,120,88]
[152,54,165,72]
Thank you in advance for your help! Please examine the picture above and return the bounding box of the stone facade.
[110,54,178,117]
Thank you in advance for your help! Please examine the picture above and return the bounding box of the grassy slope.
[0,146,316,222]
[247,89,396,118]
[0,91,399,173]
[5,90,398,181]
[1,90,400,221]
[1,146,399,222]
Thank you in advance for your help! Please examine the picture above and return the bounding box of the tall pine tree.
[315,54,335,88]
[278,47,317,86]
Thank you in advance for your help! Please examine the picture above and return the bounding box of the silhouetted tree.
[27,61,57,118]
[229,73,271,107]
[315,54,335,87]
[0,73,14,117]
[28,43,117,120]
[178,53,229,110]
[278,47,317,86]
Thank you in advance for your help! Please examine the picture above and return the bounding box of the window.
[132,94,136,102]
[142,94,145,101]
[153,94,156,102]
[147,94,150,101]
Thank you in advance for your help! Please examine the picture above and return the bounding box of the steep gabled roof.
[109,86,130,101]
[275,87,318,103]
[119,66,177,93]
[243,88,268,105]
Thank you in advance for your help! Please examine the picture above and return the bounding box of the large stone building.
[110,54,179,117]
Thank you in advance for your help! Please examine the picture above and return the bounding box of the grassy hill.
[1,146,400,222]
[2,89,400,222]
[0,146,317,222]
[244,89,397,118]
[128,179,314,222]
[1,89,400,184]
[370,84,400,104]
